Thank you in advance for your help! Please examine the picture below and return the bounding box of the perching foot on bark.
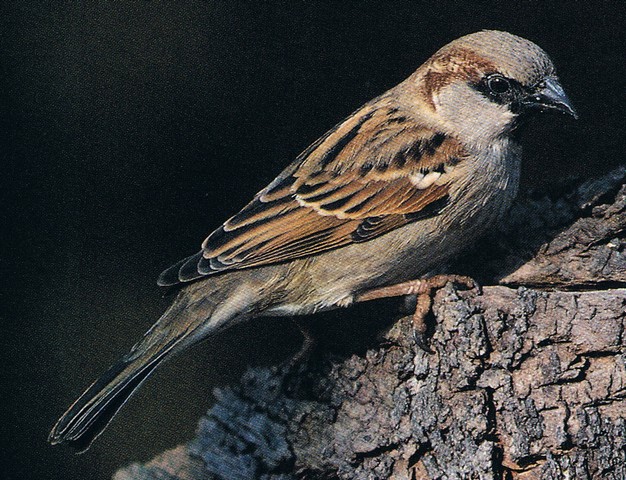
[356,274,480,352]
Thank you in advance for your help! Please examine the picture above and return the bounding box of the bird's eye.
[487,75,511,95]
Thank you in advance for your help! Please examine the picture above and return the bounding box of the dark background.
[1,2,623,479]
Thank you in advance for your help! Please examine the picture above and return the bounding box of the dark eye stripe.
[472,74,525,106]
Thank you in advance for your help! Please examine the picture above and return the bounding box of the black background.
[1,2,624,479]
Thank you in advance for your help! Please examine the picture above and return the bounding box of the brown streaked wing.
[159,100,466,284]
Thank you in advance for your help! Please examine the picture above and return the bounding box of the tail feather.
[49,275,255,451]
[49,339,178,452]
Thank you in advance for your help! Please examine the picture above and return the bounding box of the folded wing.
[158,101,466,286]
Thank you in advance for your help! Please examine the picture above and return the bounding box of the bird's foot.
[356,274,480,352]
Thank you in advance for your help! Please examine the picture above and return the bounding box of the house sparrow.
[49,30,576,451]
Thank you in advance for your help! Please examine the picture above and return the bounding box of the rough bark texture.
[115,167,625,480]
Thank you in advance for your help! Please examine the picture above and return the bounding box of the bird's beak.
[523,77,578,119]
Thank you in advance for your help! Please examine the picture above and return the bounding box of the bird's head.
[411,30,577,146]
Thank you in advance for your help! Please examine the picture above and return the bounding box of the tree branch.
[115,166,626,480]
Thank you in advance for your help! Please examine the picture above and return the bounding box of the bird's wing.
[158,102,467,286]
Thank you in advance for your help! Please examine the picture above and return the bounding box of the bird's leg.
[290,318,317,366]
[355,274,479,351]
[276,318,318,376]
[277,319,319,390]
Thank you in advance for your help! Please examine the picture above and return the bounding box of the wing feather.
[158,99,467,285]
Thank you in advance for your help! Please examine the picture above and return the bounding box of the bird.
[49,30,577,451]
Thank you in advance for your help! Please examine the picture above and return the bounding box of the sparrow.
[49,30,577,451]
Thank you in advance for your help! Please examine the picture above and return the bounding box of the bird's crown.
[423,30,556,89]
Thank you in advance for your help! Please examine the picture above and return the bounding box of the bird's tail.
[48,339,177,451]
[49,280,251,451]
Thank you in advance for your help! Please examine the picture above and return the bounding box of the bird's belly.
[267,185,514,316]
[263,219,469,316]
[265,144,519,317]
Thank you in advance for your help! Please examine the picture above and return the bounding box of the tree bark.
[115,167,626,480]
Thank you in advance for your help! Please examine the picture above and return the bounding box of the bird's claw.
[412,325,435,354]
